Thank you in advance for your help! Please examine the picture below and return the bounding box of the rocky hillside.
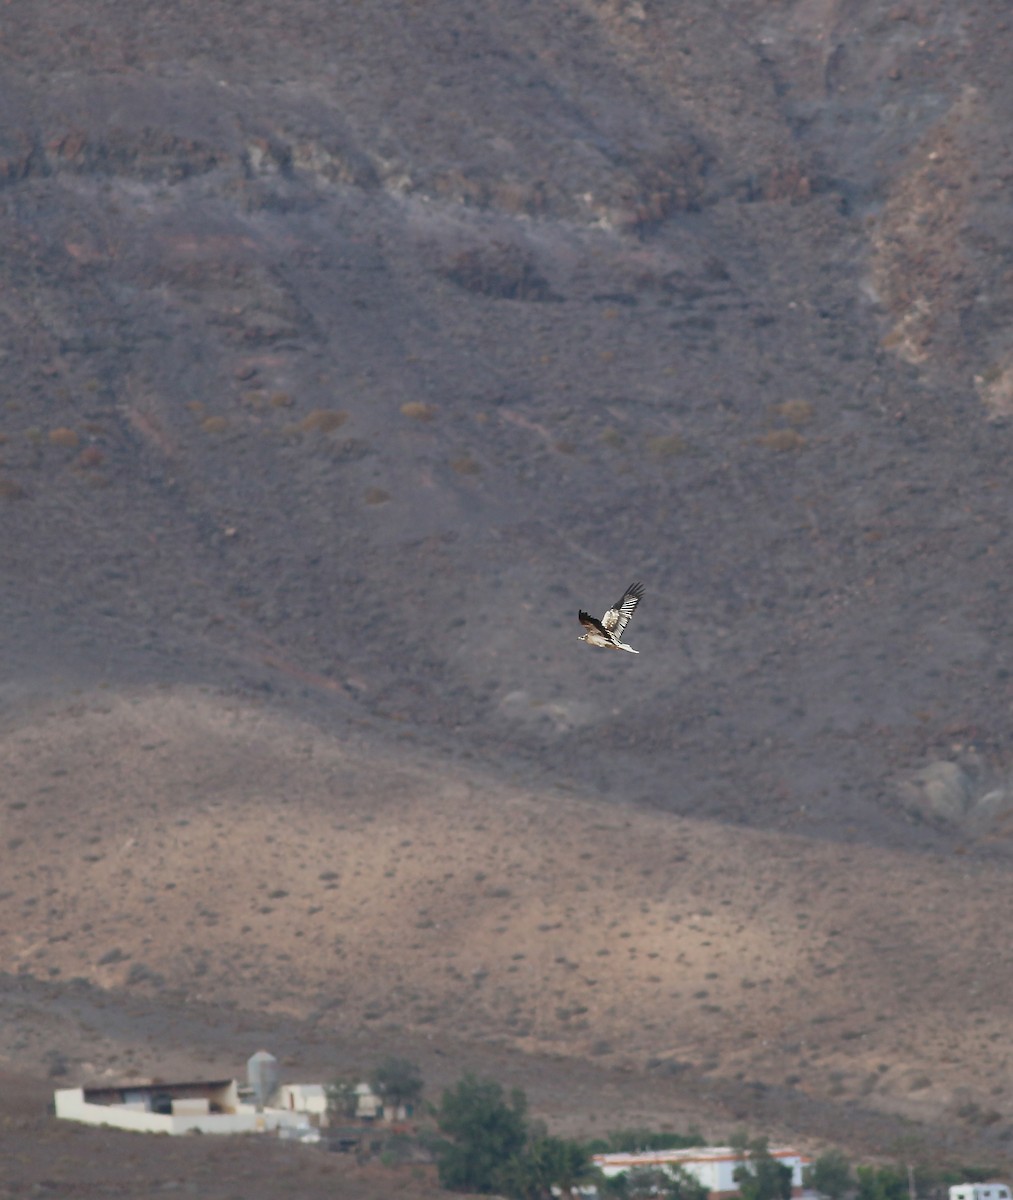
[3,687,1013,1165]
[3,0,1013,841]
[2,0,1013,1173]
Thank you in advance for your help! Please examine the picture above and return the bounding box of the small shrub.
[771,399,813,425]
[76,446,105,468]
[47,1053,70,1079]
[646,433,686,458]
[48,427,79,448]
[201,416,228,434]
[299,409,348,433]
[450,455,481,475]
[127,962,165,987]
[270,391,294,408]
[364,487,391,505]
[757,428,806,451]
[0,478,26,499]
[401,401,436,420]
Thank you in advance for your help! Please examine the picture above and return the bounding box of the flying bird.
[578,581,644,654]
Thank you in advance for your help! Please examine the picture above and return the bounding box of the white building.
[54,1078,313,1137]
[354,1081,383,1119]
[592,1146,811,1198]
[353,1081,411,1122]
[279,1082,329,1117]
[950,1186,1012,1200]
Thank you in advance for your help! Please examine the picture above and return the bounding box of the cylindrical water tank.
[247,1049,280,1108]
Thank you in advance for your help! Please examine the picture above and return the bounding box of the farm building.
[53,1043,420,1139]
[279,1082,329,1116]
[353,1081,412,1122]
[592,1146,811,1198]
[950,1186,1012,1200]
[53,1048,324,1136]
[54,1078,314,1137]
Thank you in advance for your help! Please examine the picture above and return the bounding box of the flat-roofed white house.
[54,1078,313,1137]
[279,1082,328,1117]
[950,1186,1012,1200]
[592,1146,811,1198]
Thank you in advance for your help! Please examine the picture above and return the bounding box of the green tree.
[592,1128,707,1153]
[806,1150,853,1200]
[499,1135,597,1200]
[498,1152,546,1200]
[732,1135,793,1200]
[602,1165,709,1200]
[665,1164,710,1200]
[436,1074,529,1192]
[370,1056,423,1112]
[325,1078,358,1120]
[855,1165,907,1200]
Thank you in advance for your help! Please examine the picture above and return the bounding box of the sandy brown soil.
[3,687,1012,1187]
[3,0,1013,1194]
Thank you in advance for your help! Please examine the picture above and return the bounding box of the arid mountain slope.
[3,688,1013,1157]
[1,0,1011,841]
[2,0,1013,1174]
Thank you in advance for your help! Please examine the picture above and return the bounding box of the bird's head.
[577,632,587,642]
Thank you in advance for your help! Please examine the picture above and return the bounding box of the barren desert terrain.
[3,0,1013,1195]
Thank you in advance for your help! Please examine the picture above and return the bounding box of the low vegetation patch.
[757,429,806,451]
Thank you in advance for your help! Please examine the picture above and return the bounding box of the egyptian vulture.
[578,581,644,654]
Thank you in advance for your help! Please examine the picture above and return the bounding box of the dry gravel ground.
[3,0,1013,1195]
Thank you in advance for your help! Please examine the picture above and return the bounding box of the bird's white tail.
[617,643,639,654]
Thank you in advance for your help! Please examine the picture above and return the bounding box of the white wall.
[54,1088,312,1137]
[593,1147,808,1196]
[280,1084,328,1115]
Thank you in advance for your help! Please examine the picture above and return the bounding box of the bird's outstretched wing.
[600,581,644,636]
[578,610,609,637]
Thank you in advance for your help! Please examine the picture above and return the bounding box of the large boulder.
[898,760,1013,835]
[898,761,973,824]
